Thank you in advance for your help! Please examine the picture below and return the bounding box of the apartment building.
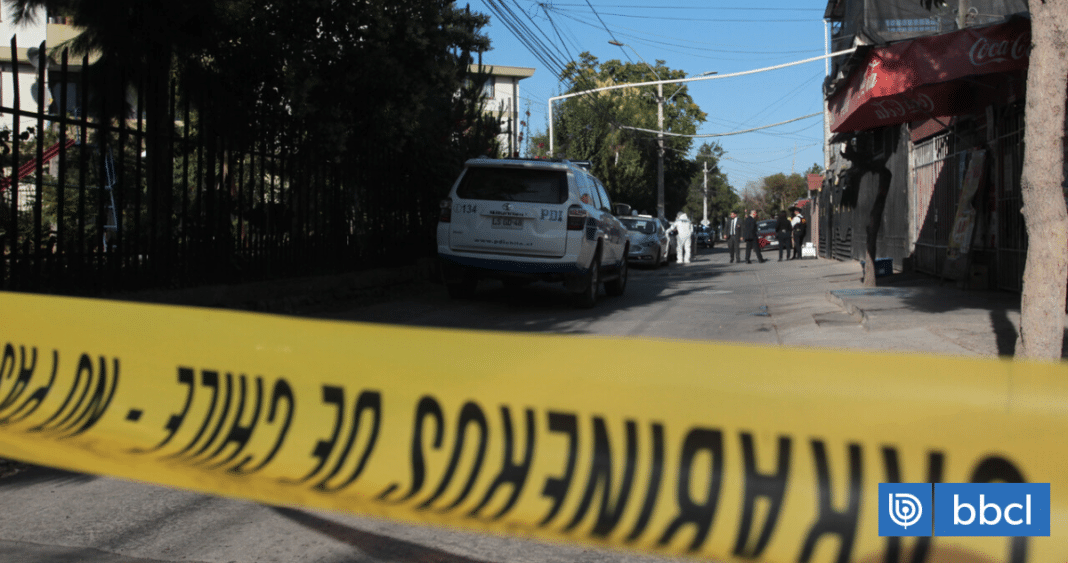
[468,64,535,158]
[0,7,82,133]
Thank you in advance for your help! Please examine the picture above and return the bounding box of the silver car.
[620,215,669,268]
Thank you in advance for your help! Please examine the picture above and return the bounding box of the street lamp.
[545,59,715,218]
[609,40,667,219]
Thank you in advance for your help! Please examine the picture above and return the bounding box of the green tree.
[741,180,768,216]
[551,52,706,216]
[683,142,737,225]
[761,172,808,214]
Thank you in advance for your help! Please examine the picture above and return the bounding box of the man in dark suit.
[723,211,741,263]
[742,209,766,264]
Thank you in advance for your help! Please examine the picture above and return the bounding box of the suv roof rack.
[475,156,593,170]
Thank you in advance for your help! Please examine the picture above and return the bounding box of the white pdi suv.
[437,157,629,307]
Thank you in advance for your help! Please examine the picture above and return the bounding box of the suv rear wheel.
[573,252,600,308]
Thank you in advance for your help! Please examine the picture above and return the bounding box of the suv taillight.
[567,205,587,231]
[439,198,452,223]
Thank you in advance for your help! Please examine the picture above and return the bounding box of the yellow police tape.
[1,291,1065,562]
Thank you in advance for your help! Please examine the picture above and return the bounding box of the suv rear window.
[456,167,568,204]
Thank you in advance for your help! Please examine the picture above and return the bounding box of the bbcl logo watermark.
[880,483,933,536]
[879,483,1050,537]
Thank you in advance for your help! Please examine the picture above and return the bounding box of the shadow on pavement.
[320,249,733,335]
[0,463,96,488]
[879,271,1021,313]
[273,507,495,563]
[989,308,1018,356]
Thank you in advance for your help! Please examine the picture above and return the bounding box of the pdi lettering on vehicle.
[2,291,1066,563]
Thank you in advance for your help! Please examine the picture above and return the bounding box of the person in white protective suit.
[669,212,694,263]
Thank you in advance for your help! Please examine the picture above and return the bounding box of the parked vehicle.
[756,219,778,250]
[437,157,629,307]
[695,225,715,248]
[620,214,670,268]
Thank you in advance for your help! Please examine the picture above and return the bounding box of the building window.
[868,126,895,158]
[482,78,494,99]
[882,18,940,34]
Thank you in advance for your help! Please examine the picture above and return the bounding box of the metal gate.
[992,105,1026,291]
[910,131,963,276]
[909,106,1025,288]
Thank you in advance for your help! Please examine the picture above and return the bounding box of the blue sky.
[466,1,831,193]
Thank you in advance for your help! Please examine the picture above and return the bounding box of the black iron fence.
[1,41,441,295]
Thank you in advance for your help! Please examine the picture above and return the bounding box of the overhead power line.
[551,7,818,23]
[546,3,824,12]
[551,10,823,55]
[582,0,623,44]
[619,112,821,138]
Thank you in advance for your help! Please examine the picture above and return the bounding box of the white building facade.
[0,7,83,132]
[469,64,534,158]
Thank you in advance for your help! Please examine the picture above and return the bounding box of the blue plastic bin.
[860,257,893,277]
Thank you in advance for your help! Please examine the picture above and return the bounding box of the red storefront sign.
[829,17,1030,133]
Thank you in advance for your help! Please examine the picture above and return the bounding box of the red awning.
[829,17,1030,133]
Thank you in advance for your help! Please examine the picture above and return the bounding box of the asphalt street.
[305,243,1035,357]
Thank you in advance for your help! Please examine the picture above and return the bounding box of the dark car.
[756,219,778,250]
[695,225,715,248]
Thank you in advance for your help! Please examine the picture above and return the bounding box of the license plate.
[491,217,524,229]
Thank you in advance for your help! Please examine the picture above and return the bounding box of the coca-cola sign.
[871,94,935,121]
[828,17,1030,133]
[969,32,1029,67]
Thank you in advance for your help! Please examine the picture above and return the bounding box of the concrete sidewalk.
[663,249,1041,358]
[819,261,1047,358]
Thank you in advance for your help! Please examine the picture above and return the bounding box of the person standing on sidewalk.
[723,211,741,263]
[742,209,766,264]
[775,210,793,261]
[791,207,806,259]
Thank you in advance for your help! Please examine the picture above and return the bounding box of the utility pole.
[702,160,709,225]
[657,81,665,219]
[958,0,968,29]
